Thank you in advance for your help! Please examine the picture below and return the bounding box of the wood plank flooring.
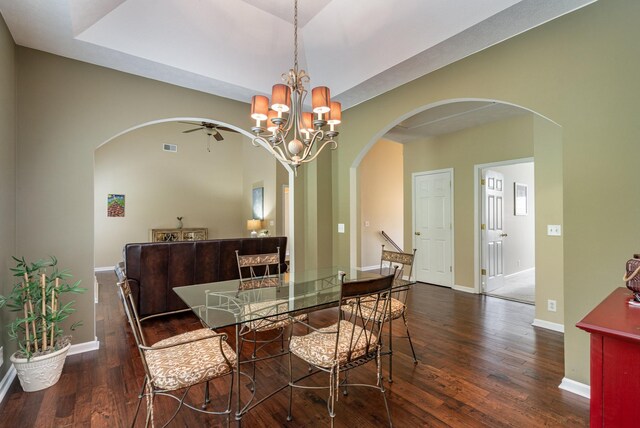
[0,272,589,427]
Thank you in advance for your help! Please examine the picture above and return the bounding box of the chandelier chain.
[293,0,298,72]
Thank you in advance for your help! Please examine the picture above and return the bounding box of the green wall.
[334,0,639,384]
[0,13,16,378]
[13,46,302,352]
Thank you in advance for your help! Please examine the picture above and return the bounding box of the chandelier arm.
[253,136,289,165]
[298,139,338,164]
[299,129,324,161]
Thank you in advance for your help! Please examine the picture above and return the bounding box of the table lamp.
[247,219,262,238]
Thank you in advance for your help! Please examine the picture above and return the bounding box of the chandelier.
[249,0,341,175]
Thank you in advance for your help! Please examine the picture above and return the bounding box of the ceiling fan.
[179,121,238,151]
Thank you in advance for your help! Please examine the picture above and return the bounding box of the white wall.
[94,121,279,268]
[359,139,404,269]
[491,162,535,275]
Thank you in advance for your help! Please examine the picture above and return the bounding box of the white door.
[413,171,453,286]
[482,170,506,293]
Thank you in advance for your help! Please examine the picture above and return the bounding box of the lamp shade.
[312,86,331,114]
[267,110,279,132]
[251,95,269,121]
[247,219,262,231]
[302,112,314,133]
[271,84,291,112]
[328,101,342,125]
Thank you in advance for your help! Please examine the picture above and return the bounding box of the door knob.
[415,232,421,236]
[500,233,508,237]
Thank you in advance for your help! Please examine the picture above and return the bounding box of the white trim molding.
[94,266,116,272]
[0,365,16,404]
[68,338,100,356]
[504,267,535,279]
[559,377,590,399]
[532,318,565,333]
[453,284,478,294]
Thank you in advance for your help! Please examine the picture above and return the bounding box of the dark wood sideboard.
[576,287,640,427]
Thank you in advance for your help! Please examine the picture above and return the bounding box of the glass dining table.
[173,266,414,423]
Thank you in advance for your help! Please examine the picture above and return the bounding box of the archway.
[94,117,295,268]
[350,98,563,329]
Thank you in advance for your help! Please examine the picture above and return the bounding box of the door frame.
[473,157,533,293]
[412,168,455,286]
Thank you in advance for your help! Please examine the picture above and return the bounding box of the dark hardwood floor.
[0,272,589,427]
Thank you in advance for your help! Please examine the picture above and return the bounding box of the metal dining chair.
[117,280,236,427]
[286,272,396,427]
[235,248,305,386]
[342,245,418,381]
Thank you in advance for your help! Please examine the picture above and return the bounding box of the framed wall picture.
[107,194,125,217]
[514,183,528,216]
[252,187,264,220]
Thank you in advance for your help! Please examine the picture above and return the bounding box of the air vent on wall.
[163,143,177,153]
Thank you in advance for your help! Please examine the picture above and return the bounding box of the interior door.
[482,169,506,293]
[413,171,453,286]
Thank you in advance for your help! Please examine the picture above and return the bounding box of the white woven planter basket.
[10,343,71,392]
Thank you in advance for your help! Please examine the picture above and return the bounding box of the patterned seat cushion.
[290,320,377,368]
[341,297,405,321]
[243,299,306,332]
[144,328,236,391]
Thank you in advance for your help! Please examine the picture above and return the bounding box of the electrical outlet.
[364,221,370,227]
[517,260,521,268]
[548,300,557,312]
[547,225,562,236]
[338,223,345,233]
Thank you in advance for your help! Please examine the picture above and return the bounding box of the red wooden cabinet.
[577,287,640,427]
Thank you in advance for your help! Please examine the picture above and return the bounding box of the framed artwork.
[252,187,264,220]
[107,194,125,217]
[514,183,528,216]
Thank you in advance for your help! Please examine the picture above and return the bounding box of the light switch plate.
[338,223,345,233]
[547,225,562,236]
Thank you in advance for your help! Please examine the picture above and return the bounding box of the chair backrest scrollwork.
[235,247,281,291]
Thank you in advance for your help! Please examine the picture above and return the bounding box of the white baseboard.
[504,267,535,279]
[359,265,379,272]
[68,338,100,356]
[0,365,16,404]
[532,318,565,333]
[452,284,477,294]
[94,266,115,272]
[559,377,590,399]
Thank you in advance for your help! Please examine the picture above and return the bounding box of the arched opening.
[351,99,563,327]
[93,116,296,275]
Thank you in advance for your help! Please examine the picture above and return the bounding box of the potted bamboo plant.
[0,256,85,391]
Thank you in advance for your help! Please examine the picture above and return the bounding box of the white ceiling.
[0,0,595,111]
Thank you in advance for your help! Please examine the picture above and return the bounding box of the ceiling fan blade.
[213,130,224,141]
[182,127,203,133]
[178,121,202,126]
[216,126,239,133]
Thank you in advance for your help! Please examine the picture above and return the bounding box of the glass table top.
[173,267,411,330]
